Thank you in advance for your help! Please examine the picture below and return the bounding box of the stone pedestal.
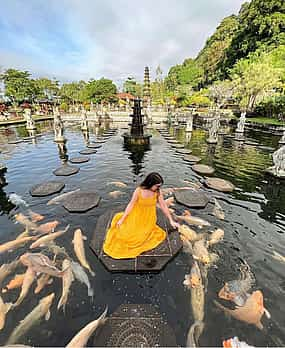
[266,145,285,178]
[234,131,245,141]
[279,131,285,145]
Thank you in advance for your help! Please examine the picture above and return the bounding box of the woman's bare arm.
[117,188,139,226]
[158,191,179,228]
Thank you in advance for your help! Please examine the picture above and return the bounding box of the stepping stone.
[63,192,101,213]
[53,165,79,176]
[174,189,209,208]
[8,140,22,144]
[171,144,184,149]
[183,155,201,163]
[245,141,259,146]
[90,207,182,272]
[92,140,106,144]
[87,144,101,149]
[93,304,177,347]
[192,164,215,175]
[79,149,97,155]
[205,177,235,192]
[168,140,179,144]
[69,156,90,164]
[258,145,275,151]
[176,149,192,154]
[164,136,175,140]
[30,181,65,197]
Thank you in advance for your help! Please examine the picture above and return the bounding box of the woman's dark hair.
[140,172,164,189]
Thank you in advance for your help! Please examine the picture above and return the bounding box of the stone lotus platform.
[183,155,201,163]
[205,177,235,192]
[93,304,177,347]
[63,192,101,212]
[176,149,192,154]
[69,156,90,164]
[174,189,209,208]
[30,181,65,196]
[192,164,215,175]
[90,207,182,272]
[79,149,97,155]
[53,165,79,176]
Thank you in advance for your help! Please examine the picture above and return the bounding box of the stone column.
[207,115,220,144]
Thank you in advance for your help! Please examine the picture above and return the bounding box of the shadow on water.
[0,122,284,347]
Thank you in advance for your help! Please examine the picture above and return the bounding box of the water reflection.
[123,143,150,176]
[56,142,68,164]
[82,129,90,145]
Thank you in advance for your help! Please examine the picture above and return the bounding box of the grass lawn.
[246,117,284,126]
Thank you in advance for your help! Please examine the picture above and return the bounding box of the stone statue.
[24,109,36,130]
[236,111,246,133]
[81,109,88,131]
[185,114,193,132]
[271,145,285,177]
[207,116,220,143]
[53,109,65,142]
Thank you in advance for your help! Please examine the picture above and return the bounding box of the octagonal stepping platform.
[8,140,22,144]
[244,141,259,146]
[167,140,179,144]
[92,140,106,144]
[63,191,101,212]
[171,144,184,149]
[192,164,215,175]
[205,177,235,192]
[164,136,175,140]
[183,154,201,163]
[174,189,210,208]
[69,156,90,164]
[93,304,177,347]
[90,207,182,272]
[176,149,192,154]
[79,148,97,155]
[53,165,80,176]
[87,144,102,149]
[30,181,65,197]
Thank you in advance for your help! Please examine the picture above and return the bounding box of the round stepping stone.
[87,144,101,149]
[192,164,215,175]
[94,304,177,347]
[171,144,184,149]
[176,149,192,154]
[174,189,209,208]
[69,156,90,164]
[53,165,79,176]
[63,192,101,212]
[183,155,201,163]
[79,149,97,155]
[205,177,235,192]
[30,181,65,197]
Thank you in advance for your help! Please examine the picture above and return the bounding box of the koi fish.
[107,181,127,188]
[46,189,80,206]
[72,229,94,276]
[30,225,70,249]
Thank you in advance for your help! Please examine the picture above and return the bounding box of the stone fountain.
[235,111,246,141]
[206,115,220,144]
[24,109,36,130]
[123,99,151,146]
[81,109,88,131]
[53,107,66,143]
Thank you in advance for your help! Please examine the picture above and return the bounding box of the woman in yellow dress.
[103,172,180,259]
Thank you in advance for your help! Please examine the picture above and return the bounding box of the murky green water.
[0,121,284,347]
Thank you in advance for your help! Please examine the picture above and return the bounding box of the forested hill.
[166,0,285,89]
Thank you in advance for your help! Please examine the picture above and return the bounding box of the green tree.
[35,77,59,100]
[222,0,285,74]
[1,69,39,103]
[84,78,117,103]
[123,77,142,97]
[230,51,282,113]
[59,81,86,104]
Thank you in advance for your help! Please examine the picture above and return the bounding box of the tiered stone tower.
[143,66,151,107]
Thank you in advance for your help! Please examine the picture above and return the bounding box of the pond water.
[0,121,284,347]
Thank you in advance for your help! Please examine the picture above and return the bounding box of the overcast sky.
[0,0,246,85]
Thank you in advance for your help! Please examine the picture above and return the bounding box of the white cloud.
[0,0,246,84]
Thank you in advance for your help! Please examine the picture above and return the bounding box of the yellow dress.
[103,188,167,259]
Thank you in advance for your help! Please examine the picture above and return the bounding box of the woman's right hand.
[116,217,124,228]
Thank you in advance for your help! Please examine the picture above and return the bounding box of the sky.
[0,0,246,86]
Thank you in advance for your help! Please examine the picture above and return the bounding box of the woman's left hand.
[170,220,180,229]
